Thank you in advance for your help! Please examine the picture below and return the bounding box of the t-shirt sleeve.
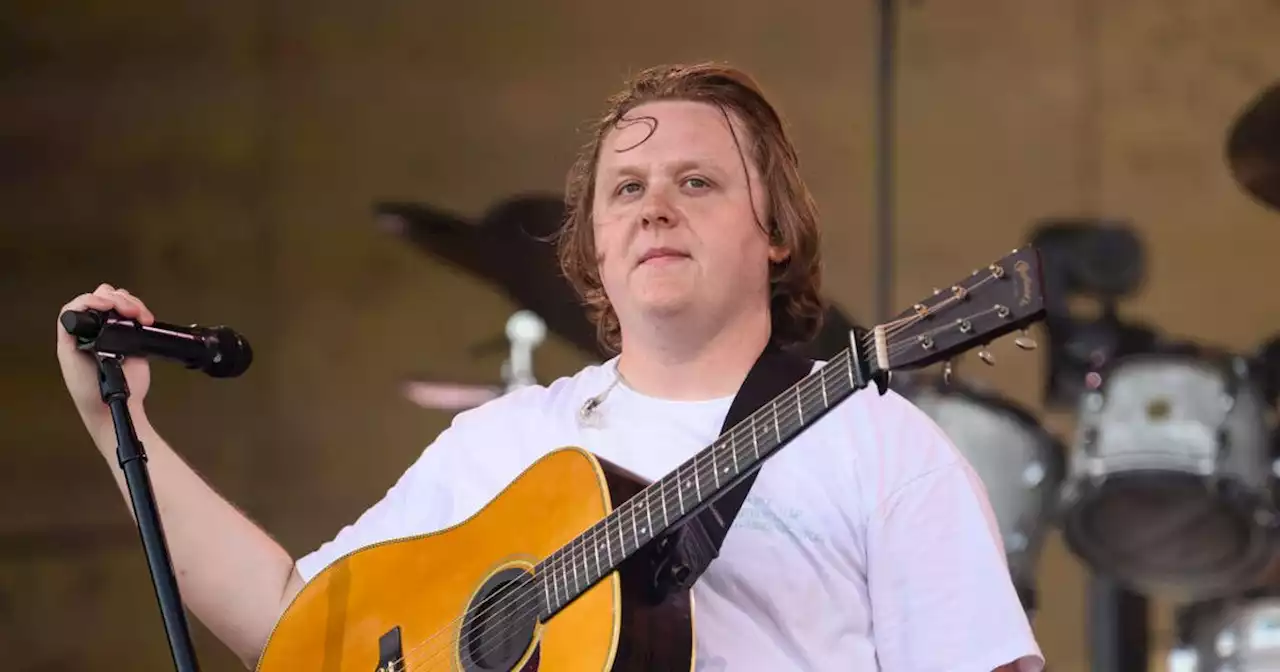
[866,425,1045,672]
[294,401,527,583]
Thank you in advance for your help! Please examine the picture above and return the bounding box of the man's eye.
[617,182,642,195]
[685,177,710,189]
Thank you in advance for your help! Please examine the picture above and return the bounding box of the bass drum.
[1059,349,1278,600]
[902,377,1066,614]
[1170,593,1280,671]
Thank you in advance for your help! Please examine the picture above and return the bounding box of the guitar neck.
[535,343,874,617]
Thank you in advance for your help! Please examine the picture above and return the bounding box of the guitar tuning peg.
[978,347,995,366]
[1014,329,1037,351]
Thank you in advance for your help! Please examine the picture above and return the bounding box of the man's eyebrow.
[668,158,723,174]
[598,164,644,181]
[598,159,725,181]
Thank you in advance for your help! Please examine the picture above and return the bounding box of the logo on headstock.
[1014,260,1034,307]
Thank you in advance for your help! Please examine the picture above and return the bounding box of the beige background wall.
[3,0,1279,669]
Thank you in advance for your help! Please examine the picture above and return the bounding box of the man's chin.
[633,294,696,319]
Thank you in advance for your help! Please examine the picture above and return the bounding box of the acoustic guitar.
[255,247,1048,671]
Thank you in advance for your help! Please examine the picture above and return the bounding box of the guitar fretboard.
[532,345,869,617]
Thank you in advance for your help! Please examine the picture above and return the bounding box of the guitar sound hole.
[458,566,540,672]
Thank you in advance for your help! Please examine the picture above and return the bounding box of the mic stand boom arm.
[97,353,201,671]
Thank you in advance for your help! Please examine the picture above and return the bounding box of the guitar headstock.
[872,246,1047,372]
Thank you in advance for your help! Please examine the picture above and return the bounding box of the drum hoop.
[1091,351,1263,406]
[914,377,1069,457]
[910,378,1070,506]
[1060,470,1277,599]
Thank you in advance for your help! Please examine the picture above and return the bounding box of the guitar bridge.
[376,625,403,672]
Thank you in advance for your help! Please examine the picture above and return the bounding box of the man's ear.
[768,245,791,264]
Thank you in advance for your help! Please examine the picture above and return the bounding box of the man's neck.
[615,310,772,401]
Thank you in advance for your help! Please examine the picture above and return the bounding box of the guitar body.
[256,447,695,672]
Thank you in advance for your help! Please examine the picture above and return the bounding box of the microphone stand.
[97,353,201,671]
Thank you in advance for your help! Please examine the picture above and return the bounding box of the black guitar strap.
[654,341,814,595]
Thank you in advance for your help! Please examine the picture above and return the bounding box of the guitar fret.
[694,455,702,502]
[617,510,626,555]
[572,544,580,592]
[820,365,828,407]
[711,440,719,488]
[675,467,685,517]
[551,556,562,609]
[603,521,613,567]
[630,504,639,550]
[644,494,653,541]
[593,526,601,580]
[681,465,694,514]
[731,434,740,475]
[659,478,669,527]
[773,401,781,442]
[751,415,760,460]
[545,565,555,611]
[561,550,571,599]
[795,385,804,424]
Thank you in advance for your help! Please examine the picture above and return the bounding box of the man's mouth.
[638,247,690,265]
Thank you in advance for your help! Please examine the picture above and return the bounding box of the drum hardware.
[1026,218,1163,410]
[897,371,1065,615]
[1058,349,1279,601]
[1252,332,1280,408]
[1171,592,1280,671]
[401,310,548,412]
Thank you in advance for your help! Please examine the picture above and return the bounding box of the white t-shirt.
[296,358,1045,671]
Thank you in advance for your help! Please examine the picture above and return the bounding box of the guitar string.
[398,294,1006,671]
[398,297,1007,671]
[395,286,1006,669]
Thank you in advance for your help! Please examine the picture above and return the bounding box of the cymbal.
[1227,80,1280,212]
[373,195,602,356]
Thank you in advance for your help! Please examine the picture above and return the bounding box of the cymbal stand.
[502,310,547,393]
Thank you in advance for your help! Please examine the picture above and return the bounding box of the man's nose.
[639,188,677,228]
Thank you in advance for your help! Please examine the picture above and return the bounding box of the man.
[57,62,1044,670]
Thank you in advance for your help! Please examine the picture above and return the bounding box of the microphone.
[60,309,253,378]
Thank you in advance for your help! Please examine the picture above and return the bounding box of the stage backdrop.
[3,0,1279,669]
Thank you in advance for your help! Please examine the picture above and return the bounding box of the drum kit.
[907,80,1280,669]
[377,79,1280,668]
[893,333,1280,672]
[1158,80,1280,671]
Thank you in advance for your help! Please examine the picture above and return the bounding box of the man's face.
[591,100,783,337]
